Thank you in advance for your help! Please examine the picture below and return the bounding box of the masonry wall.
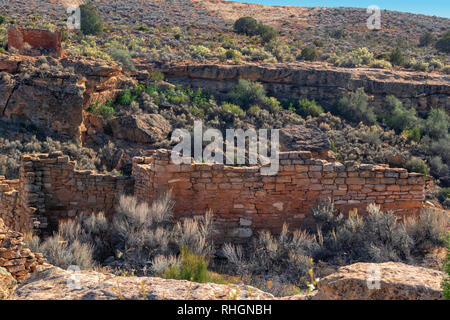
[133,149,427,243]
[8,27,62,57]
[0,152,134,234]
[0,176,33,233]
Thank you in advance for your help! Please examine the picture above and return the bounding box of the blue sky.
[227,0,450,18]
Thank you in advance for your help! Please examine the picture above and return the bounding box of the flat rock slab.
[10,264,274,300]
[314,262,445,300]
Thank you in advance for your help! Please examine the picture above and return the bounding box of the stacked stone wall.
[133,149,427,242]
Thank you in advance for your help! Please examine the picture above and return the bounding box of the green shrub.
[334,88,376,124]
[296,99,324,117]
[405,157,428,175]
[329,28,346,39]
[435,31,450,53]
[0,16,4,25]
[116,88,134,106]
[227,79,266,110]
[437,188,450,203]
[429,59,444,71]
[424,109,449,140]
[234,17,259,36]
[371,59,392,69]
[383,95,417,132]
[390,47,405,66]
[189,45,211,59]
[88,100,115,118]
[298,47,318,61]
[263,96,281,113]
[108,47,135,71]
[402,126,422,142]
[339,47,373,68]
[419,32,435,47]
[80,2,103,35]
[430,156,449,177]
[222,103,244,116]
[225,49,242,63]
[443,235,450,300]
[257,23,277,44]
[163,246,211,283]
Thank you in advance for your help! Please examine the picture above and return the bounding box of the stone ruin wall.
[0,150,427,242]
[0,152,134,235]
[133,150,427,243]
[8,27,62,57]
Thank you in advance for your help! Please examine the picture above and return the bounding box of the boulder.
[110,114,171,144]
[314,262,445,300]
[279,124,331,153]
[0,266,17,299]
[10,264,274,300]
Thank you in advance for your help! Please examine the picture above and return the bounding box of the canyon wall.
[160,63,450,115]
[133,149,427,243]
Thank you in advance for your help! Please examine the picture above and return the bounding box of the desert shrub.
[263,96,281,113]
[225,49,242,64]
[222,103,244,116]
[424,109,449,140]
[189,45,211,60]
[429,59,444,71]
[108,47,135,71]
[26,235,94,270]
[265,39,292,62]
[443,235,450,300]
[88,100,115,118]
[257,24,277,44]
[390,47,405,66]
[242,46,275,62]
[435,31,450,53]
[419,32,435,47]
[371,59,392,69]
[338,47,374,68]
[382,95,417,132]
[0,16,4,25]
[402,126,422,142]
[234,17,259,36]
[430,156,449,177]
[334,88,376,124]
[405,208,449,253]
[223,224,320,288]
[80,2,103,35]
[227,79,266,110]
[443,65,450,74]
[295,99,324,117]
[298,47,317,61]
[437,188,450,203]
[405,157,428,175]
[116,88,134,106]
[412,60,429,72]
[329,28,346,39]
[162,246,210,283]
[315,203,413,263]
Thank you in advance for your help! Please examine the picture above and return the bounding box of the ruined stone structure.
[0,218,45,282]
[133,150,427,242]
[160,64,450,115]
[8,27,62,57]
[0,152,134,234]
[0,150,428,241]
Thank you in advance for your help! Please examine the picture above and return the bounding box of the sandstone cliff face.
[160,63,450,115]
[314,262,445,300]
[0,54,134,142]
[10,264,274,300]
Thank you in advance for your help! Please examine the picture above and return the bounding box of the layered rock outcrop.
[0,53,134,141]
[10,264,274,300]
[160,63,450,115]
[315,262,445,300]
